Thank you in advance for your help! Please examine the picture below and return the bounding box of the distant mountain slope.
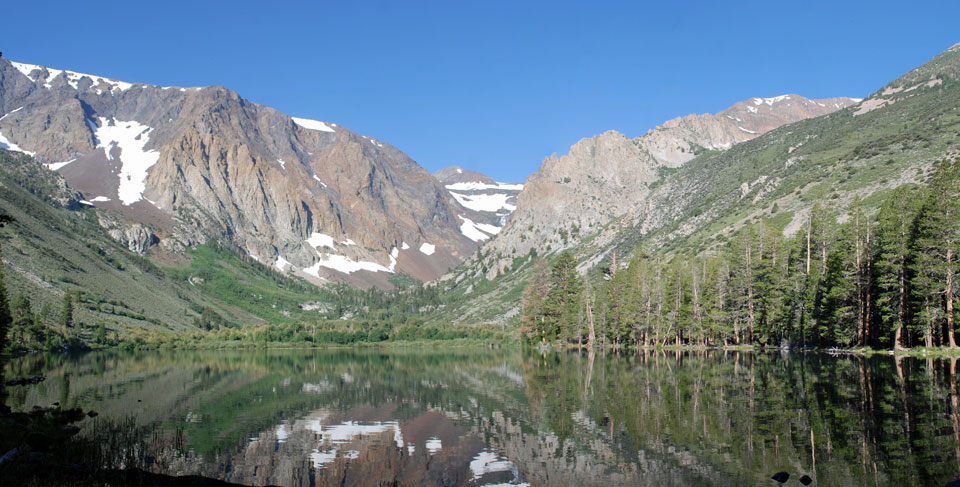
[0,147,396,337]
[471,94,858,281]
[434,165,523,243]
[436,45,957,325]
[0,59,478,287]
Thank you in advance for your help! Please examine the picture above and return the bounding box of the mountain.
[433,165,523,244]
[471,94,860,280]
[437,44,960,325]
[0,148,247,333]
[0,59,478,287]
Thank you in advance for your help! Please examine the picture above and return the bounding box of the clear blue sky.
[5,1,959,182]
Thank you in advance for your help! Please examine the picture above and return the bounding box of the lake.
[4,347,960,486]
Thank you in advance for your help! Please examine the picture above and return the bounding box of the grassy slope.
[0,149,331,339]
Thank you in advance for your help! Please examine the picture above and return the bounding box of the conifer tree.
[912,160,960,347]
[0,265,11,351]
[60,294,74,328]
[543,251,582,343]
[0,213,12,351]
[876,185,920,349]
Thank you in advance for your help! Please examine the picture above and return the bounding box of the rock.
[107,223,157,254]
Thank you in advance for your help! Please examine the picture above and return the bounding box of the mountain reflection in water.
[5,348,960,486]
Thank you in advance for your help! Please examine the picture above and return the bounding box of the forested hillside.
[522,159,959,349]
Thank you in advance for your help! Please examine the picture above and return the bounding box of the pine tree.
[875,185,920,349]
[11,293,32,348]
[543,251,582,343]
[95,322,107,345]
[912,160,960,347]
[0,266,11,351]
[60,294,74,328]
[0,213,12,351]
[821,222,859,346]
[521,259,551,342]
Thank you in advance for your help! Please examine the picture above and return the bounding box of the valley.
[1,44,959,353]
[0,6,959,484]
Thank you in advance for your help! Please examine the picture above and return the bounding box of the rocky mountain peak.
[0,57,480,288]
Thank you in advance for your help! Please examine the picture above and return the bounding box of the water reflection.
[5,348,960,486]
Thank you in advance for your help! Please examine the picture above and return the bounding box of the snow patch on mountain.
[0,131,35,156]
[44,159,76,171]
[458,216,499,242]
[307,232,337,249]
[419,242,436,255]
[292,117,336,133]
[11,61,134,92]
[753,95,791,106]
[450,192,517,213]
[303,254,392,276]
[92,118,161,205]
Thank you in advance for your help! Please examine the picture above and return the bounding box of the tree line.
[521,159,960,350]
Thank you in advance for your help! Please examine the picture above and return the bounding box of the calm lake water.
[4,347,960,486]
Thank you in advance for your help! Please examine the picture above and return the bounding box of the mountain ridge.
[0,58,480,287]
[474,93,860,280]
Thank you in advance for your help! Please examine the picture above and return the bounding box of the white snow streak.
[292,117,336,132]
[44,160,76,171]
[0,131,36,156]
[0,106,24,122]
[11,61,134,92]
[450,192,516,213]
[458,216,497,242]
[306,232,337,249]
[445,182,524,191]
[389,247,399,272]
[303,254,392,276]
[419,243,435,255]
[752,95,790,106]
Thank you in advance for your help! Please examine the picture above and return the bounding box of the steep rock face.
[0,59,475,285]
[479,95,860,277]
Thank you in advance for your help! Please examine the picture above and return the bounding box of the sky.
[4,1,959,182]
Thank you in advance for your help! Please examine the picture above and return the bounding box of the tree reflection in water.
[4,349,960,486]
